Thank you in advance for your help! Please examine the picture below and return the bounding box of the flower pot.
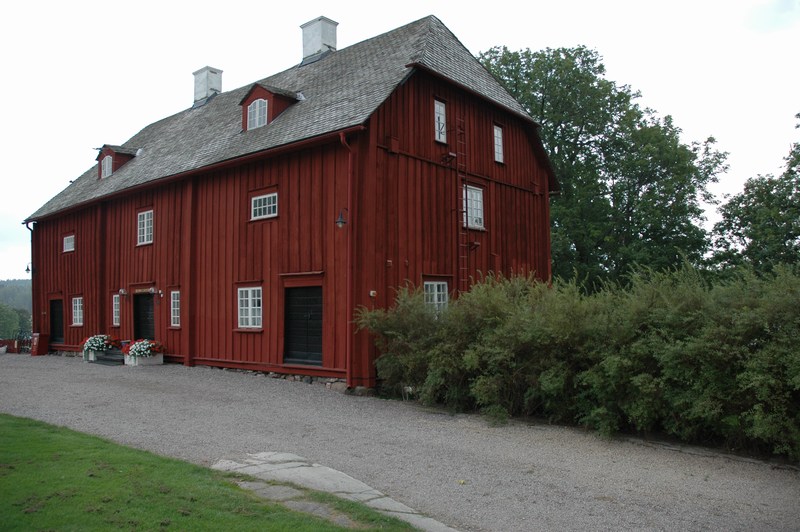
[83,349,101,362]
[124,353,163,366]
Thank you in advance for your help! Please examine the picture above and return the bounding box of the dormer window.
[101,155,113,178]
[96,145,137,179]
[247,99,267,130]
[240,84,298,132]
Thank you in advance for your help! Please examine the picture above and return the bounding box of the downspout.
[24,221,36,341]
[339,131,354,387]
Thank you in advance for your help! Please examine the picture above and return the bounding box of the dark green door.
[49,299,64,343]
[133,294,155,340]
[284,287,323,366]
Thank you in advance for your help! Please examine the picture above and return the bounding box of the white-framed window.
[434,99,447,143]
[101,155,113,178]
[424,281,449,313]
[463,185,485,229]
[112,294,120,327]
[170,291,181,327]
[493,125,504,163]
[238,287,262,329]
[247,98,267,130]
[72,297,83,326]
[63,234,75,253]
[251,193,278,220]
[137,210,153,245]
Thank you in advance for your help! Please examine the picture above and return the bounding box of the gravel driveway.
[1,354,798,531]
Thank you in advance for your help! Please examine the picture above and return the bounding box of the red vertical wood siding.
[31,69,553,389]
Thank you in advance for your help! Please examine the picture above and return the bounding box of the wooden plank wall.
[350,70,554,385]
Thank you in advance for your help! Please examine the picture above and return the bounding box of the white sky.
[1,0,797,281]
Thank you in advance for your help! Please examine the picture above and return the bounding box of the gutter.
[26,125,368,224]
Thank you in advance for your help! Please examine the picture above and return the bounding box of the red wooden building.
[25,15,558,387]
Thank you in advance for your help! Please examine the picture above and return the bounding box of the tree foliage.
[711,113,800,272]
[478,46,727,286]
[0,303,20,339]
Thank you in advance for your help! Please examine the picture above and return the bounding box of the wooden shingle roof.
[28,15,550,221]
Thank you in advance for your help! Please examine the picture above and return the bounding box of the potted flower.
[82,334,122,362]
[122,339,165,366]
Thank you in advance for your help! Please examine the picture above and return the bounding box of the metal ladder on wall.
[456,116,470,293]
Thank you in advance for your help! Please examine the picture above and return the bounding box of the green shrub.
[358,266,800,461]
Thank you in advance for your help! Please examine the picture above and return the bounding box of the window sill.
[136,242,153,247]
[70,324,84,328]
[168,326,181,330]
[234,328,263,334]
[250,215,279,223]
[464,226,486,232]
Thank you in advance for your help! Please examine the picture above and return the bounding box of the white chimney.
[301,16,338,60]
[193,66,223,103]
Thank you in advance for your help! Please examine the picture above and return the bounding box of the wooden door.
[283,287,323,366]
[133,294,155,340]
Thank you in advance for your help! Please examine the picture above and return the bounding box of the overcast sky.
[1,0,798,281]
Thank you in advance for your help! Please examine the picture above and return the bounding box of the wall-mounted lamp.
[25,262,33,274]
[148,287,156,294]
[119,288,128,296]
[335,208,349,229]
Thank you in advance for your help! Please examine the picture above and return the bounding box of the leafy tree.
[478,46,727,286]
[711,114,800,272]
[0,303,18,339]
[14,308,31,335]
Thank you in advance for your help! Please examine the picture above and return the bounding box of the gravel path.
[1,354,798,531]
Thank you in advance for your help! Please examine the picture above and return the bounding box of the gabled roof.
[95,144,139,160]
[238,83,301,105]
[28,15,554,221]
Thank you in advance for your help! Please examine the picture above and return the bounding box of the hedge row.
[356,266,800,461]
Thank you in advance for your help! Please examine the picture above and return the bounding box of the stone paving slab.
[214,451,459,532]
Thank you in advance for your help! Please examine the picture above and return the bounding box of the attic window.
[101,155,113,178]
[247,99,267,130]
[434,100,447,143]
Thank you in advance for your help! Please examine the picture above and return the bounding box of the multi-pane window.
[72,297,83,326]
[424,281,449,313]
[434,99,447,143]
[137,210,153,245]
[63,234,75,252]
[251,193,278,220]
[101,155,113,178]
[247,99,267,130]
[238,287,262,328]
[463,185,485,229]
[493,125,504,163]
[170,291,181,327]
[112,294,120,327]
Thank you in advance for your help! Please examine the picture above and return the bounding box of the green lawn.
[0,414,414,531]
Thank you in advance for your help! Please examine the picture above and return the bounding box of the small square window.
[72,297,84,326]
[424,282,449,313]
[137,210,153,245]
[170,291,181,327]
[434,100,447,143]
[251,193,278,220]
[63,235,75,253]
[463,185,485,229]
[493,125,504,163]
[238,287,262,328]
